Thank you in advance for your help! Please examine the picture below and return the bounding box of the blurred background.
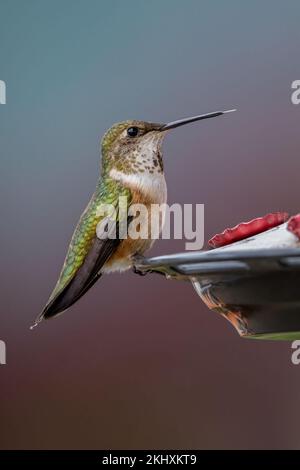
[1,0,300,449]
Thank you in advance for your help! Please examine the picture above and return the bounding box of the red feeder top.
[287,214,300,240]
[208,212,289,249]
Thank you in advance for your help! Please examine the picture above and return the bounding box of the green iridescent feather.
[48,177,132,301]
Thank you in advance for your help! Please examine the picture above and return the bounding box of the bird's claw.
[132,254,150,276]
[132,265,149,276]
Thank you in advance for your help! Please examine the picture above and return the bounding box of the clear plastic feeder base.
[135,248,300,341]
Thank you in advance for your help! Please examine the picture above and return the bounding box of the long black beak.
[160,109,236,131]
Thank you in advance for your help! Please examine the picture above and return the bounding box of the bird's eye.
[127,126,139,137]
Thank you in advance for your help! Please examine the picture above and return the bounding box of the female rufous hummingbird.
[34,109,235,326]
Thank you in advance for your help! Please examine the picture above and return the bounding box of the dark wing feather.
[37,220,123,322]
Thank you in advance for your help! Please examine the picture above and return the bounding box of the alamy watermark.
[95,197,205,250]
[0,340,6,365]
[291,340,300,365]
[0,80,6,104]
[291,80,300,105]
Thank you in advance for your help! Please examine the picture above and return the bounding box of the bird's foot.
[132,265,148,276]
[132,254,149,276]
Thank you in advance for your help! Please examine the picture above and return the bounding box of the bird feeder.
[134,213,300,340]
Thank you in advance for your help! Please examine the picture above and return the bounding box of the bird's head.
[100,110,236,175]
[101,120,165,175]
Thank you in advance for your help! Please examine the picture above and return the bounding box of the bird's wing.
[36,182,132,323]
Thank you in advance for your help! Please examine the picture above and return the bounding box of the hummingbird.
[34,109,236,326]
